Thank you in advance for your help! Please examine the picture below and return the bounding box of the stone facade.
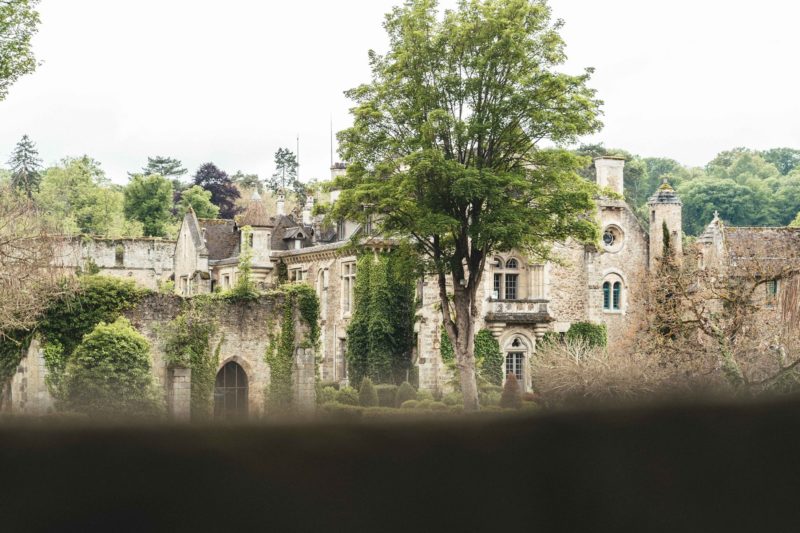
[53,236,175,291]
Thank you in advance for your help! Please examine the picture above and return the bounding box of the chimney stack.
[594,157,625,197]
[277,192,285,216]
[303,196,314,226]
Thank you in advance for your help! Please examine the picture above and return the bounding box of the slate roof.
[198,219,239,261]
[725,227,800,264]
[235,194,274,228]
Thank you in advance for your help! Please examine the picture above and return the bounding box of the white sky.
[1,0,798,183]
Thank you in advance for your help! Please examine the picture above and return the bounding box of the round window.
[602,225,624,252]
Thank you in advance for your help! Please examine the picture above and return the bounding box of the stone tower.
[595,156,626,196]
[647,179,683,270]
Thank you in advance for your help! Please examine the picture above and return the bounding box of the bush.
[400,400,419,409]
[565,322,608,348]
[335,387,359,406]
[375,384,398,407]
[318,381,340,391]
[320,402,364,420]
[428,401,449,411]
[62,318,163,418]
[500,374,522,409]
[359,378,379,407]
[442,392,463,406]
[480,390,502,407]
[522,392,538,403]
[416,389,434,402]
[318,386,338,405]
[395,382,417,406]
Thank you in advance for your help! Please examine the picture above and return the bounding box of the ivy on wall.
[264,283,320,413]
[347,250,416,386]
[161,296,220,420]
[475,329,503,386]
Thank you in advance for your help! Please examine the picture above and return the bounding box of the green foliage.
[8,134,42,198]
[0,331,33,393]
[317,386,338,405]
[475,329,503,386]
[62,318,163,418]
[400,400,419,410]
[139,156,187,180]
[416,389,434,402]
[565,322,608,348]
[192,162,240,219]
[264,284,321,413]
[266,148,307,204]
[790,212,800,228]
[179,185,220,219]
[440,327,454,363]
[358,377,379,407]
[395,381,417,407]
[335,387,359,406]
[347,251,416,385]
[375,384,398,407]
[276,260,288,284]
[229,226,259,301]
[124,174,174,237]
[0,0,40,101]
[500,374,522,409]
[38,275,147,395]
[36,156,142,237]
[443,392,463,406]
[161,298,219,420]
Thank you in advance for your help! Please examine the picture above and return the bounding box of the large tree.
[333,0,602,409]
[7,133,42,198]
[192,163,240,219]
[138,156,187,180]
[0,0,40,101]
[265,148,307,205]
[178,185,219,219]
[123,174,174,237]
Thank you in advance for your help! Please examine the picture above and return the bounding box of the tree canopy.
[7,134,42,198]
[178,185,219,219]
[0,0,40,101]
[192,163,240,219]
[333,0,602,409]
[123,174,174,237]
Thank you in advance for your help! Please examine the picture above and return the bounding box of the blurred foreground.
[3,397,800,532]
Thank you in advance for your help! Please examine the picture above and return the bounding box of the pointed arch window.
[603,282,611,310]
[603,277,624,312]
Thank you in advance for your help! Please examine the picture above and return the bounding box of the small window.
[506,258,518,269]
[493,273,502,299]
[223,275,230,288]
[651,210,656,223]
[337,220,346,241]
[603,282,611,310]
[248,233,254,248]
[115,245,124,267]
[767,280,779,298]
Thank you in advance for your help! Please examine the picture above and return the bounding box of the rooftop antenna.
[330,115,334,168]
[296,133,300,183]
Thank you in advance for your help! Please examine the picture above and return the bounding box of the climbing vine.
[264,283,320,413]
[475,329,503,386]
[161,297,220,420]
[346,250,416,386]
[228,226,259,301]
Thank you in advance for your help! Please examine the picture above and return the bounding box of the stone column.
[170,367,192,421]
[293,348,316,414]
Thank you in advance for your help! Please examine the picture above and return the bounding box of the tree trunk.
[446,286,480,411]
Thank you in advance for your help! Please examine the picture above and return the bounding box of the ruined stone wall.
[10,338,55,416]
[54,237,175,291]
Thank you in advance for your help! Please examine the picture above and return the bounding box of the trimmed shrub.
[335,387,359,406]
[320,402,364,421]
[395,382,417,407]
[417,389,434,402]
[565,322,608,348]
[500,374,522,409]
[442,392,463,406]
[318,386,338,405]
[400,400,419,409]
[318,381,340,391]
[375,384,398,407]
[428,401,449,411]
[359,378,379,407]
[522,392,538,403]
[62,318,163,418]
[480,391,502,407]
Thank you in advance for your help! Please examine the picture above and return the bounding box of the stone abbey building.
[12,157,744,417]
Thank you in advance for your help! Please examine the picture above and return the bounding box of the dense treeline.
[4,135,800,239]
[578,145,800,235]
[1,137,310,239]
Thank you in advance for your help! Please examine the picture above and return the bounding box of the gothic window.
[505,274,518,300]
[214,362,248,419]
[506,352,524,383]
[603,277,624,312]
[342,262,356,314]
[506,258,518,269]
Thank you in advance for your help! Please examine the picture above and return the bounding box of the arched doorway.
[214,361,248,419]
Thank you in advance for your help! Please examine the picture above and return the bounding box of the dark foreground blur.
[2,398,800,532]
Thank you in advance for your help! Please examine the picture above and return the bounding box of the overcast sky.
[1,0,798,184]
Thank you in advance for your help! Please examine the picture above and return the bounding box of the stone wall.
[10,294,316,418]
[53,236,175,291]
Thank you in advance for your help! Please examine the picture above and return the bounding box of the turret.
[647,178,683,270]
[595,156,625,197]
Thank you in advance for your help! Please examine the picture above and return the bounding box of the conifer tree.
[8,134,42,198]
